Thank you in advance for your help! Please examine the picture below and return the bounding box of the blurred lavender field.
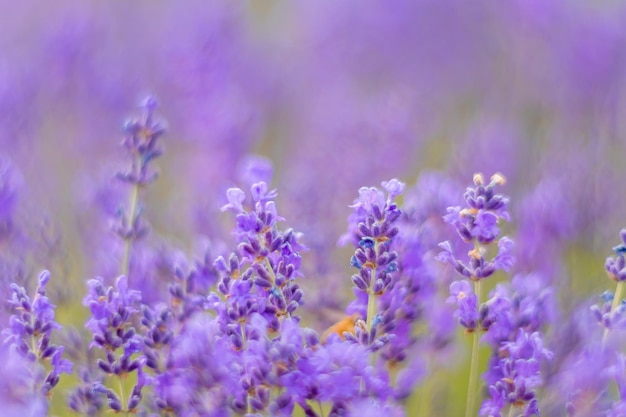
[2,1,626,416]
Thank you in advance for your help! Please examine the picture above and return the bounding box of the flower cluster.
[559,230,626,416]
[482,331,552,417]
[437,174,554,417]
[2,270,72,411]
[438,173,514,286]
[113,96,167,282]
[344,180,404,350]
[83,276,144,413]
[480,278,554,417]
[439,174,514,333]
[605,230,626,282]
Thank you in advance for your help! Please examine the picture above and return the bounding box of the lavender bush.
[2,1,626,416]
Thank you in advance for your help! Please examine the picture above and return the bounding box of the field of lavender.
[2,1,626,416]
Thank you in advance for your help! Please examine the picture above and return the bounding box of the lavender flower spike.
[438,173,514,417]
[344,179,404,352]
[605,229,626,282]
[114,96,167,279]
[83,275,144,414]
[3,270,73,406]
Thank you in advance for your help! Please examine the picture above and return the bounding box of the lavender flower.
[343,179,404,350]
[213,181,310,415]
[447,280,479,332]
[3,271,72,396]
[219,180,305,330]
[67,367,104,416]
[438,173,519,417]
[282,332,394,417]
[478,257,554,415]
[151,313,235,416]
[83,275,144,414]
[481,330,552,417]
[113,96,166,280]
[164,246,219,320]
[438,173,514,330]
[557,345,614,417]
[115,96,166,187]
[0,343,47,416]
[443,173,509,245]
[600,229,626,345]
[605,229,626,282]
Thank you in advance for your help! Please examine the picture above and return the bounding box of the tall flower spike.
[215,180,310,415]
[219,180,305,331]
[438,174,514,331]
[344,179,404,355]
[437,173,514,417]
[3,270,73,406]
[113,96,166,279]
[480,279,553,417]
[83,276,144,414]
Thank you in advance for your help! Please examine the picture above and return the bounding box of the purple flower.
[109,97,167,286]
[153,313,235,416]
[474,210,499,243]
[606,229,626,281]
[222,188,246,213]
[289,338,373,404]
[216,181,305,335]
[382,179,405,199]
[556,345,613,417]
[438,174,514,282]
[481,330,551,417]
[0,344,47,417]
[2,270,72,406]
[481,291,553,417]
[116,96,166,186]
[344,180,404,349]
[447,280,479,331]
[83,275,144,413]
[494,237,515,272]
[443,173,510,245]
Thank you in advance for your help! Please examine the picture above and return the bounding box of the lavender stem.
[121,182,139,279]
[465,279,482,417]
[603,280,625,346]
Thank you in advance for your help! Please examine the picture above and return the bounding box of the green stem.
[360,241,380,396]
[366,292,378,334]
[240,321,247,350]
[121,183,140,279]
[118,375,129,417]
[507,404,516,417]
[417,373,433,417]
[264,258,277,285]
[317,400,326,417]
[366,242,380,334]
[603,280,625,346]
[264,257,290,322]
[465,279,482,417]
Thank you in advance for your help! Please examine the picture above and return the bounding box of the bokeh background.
[1,1,626,415]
